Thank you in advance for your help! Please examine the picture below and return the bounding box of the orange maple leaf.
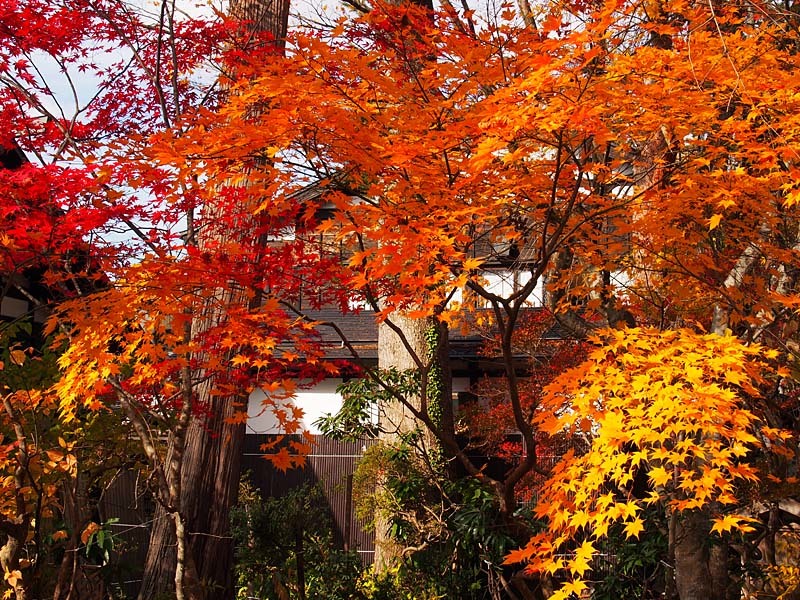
[264,447,304,472]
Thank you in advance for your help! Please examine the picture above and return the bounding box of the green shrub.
[232,479,363,600]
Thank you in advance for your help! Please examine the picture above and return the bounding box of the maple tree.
[0,148,133,600]
[0,338,76,600]
[163,0,800,597]
[0,335,137,600]
[517,328,790,600]
[466,311,589,470]
[1,0,332,598]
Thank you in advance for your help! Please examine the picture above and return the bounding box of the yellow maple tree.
[512,328,784,597]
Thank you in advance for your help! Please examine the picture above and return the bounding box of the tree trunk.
[374,315,428,569]
[138,1,289,597]
[672,510,732,600]
[374,315,453,569]
[378,315,429,440]
[180,390,246,598]
[138,369,248,600]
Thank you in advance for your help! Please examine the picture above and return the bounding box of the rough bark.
[377,315,428,440]
[374,315,428,569]
[137,1,289,598]
[137,324,248,600]
[672,511,719,600]
[374,314,453,569]
[229,0,290,49]
[179,386,246,598]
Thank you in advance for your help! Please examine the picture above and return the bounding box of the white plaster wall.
[482,271,543,305]
[248,377,474,435]
[247,379,345,435]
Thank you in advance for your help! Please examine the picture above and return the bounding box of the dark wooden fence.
[94,434,378,597]
[97,434,585,594]
[242,434,378,565]
[97,470,153,598]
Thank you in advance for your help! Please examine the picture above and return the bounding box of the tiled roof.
[300,309,379,359]
[294,307,567,361]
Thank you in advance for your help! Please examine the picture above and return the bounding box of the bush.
[232,479,363,600]
[353,440,529,600]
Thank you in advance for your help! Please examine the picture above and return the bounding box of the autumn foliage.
[172,0,799,596]
[3,0,800,597]
[512,328,788,598]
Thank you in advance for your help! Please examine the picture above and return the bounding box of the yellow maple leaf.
[649,466,671,487]
[711,514,756,535]
[570,510,591,530]
[230,354,249,367]
[462,257,483,271]
[552,578,587,600]
[570,540,594,576]
[623,518,645,539]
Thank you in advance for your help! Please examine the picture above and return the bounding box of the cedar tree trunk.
[137,1,289,598]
